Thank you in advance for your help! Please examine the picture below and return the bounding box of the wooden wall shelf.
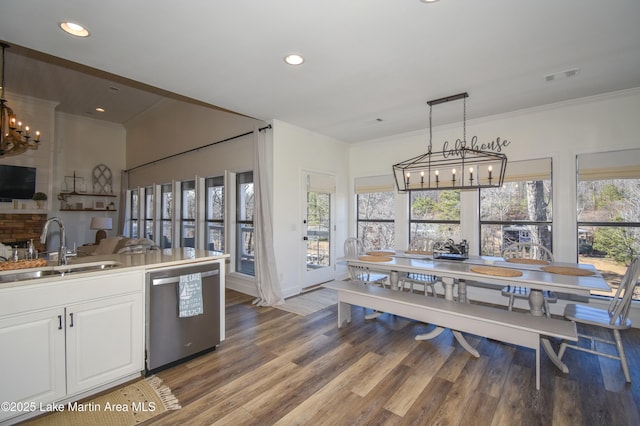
[59,192,117,197]
[60,209,118,212]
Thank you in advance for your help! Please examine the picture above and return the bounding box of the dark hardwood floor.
[145,289,640,425]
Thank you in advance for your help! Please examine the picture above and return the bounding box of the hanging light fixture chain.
[462,95,466,148]
[428,103,433,153]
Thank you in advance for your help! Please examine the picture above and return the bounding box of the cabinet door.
[65,293,143,395]
[0,308,66,422]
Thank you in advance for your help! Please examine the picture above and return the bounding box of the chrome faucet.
[40,217,67,266]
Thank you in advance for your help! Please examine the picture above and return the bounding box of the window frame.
[409,189,461,246]
[180,180,196,248]
[236,171,254,276]
[205,175,224,252]
[478,158,553,257]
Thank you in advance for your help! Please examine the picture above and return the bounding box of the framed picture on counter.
[93,201,106,210]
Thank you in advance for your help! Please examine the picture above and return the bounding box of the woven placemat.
[470,265,523,277]
[505,258,550,265]
[366,250,395,256]
[0,259,47,271]
[541,265,595,276]
[359,255,393,262]
[405,250,433,255]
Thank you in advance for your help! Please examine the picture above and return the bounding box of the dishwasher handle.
[151,269,219,286]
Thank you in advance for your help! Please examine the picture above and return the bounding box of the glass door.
[302,172,335,287]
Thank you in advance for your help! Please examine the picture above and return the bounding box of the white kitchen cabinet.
[0,269,144,423]
[66,292,143,395]
[0,308,66,422]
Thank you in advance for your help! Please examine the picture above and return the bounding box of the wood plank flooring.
[144,289,640,425]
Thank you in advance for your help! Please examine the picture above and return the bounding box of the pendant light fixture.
[0,42,42,157]
[393,92,507,192]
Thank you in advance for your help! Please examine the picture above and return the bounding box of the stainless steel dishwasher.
[145,262,221,373]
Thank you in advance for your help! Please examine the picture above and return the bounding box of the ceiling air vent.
[545,68,580,82]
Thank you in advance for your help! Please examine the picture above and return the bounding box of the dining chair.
[558,256,640,382]
[343,237,389,287]
[500,242,557,317]
[401,237,439,296]
[344,237,389,319]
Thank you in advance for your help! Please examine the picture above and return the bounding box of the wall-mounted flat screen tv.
[0,165,37,202]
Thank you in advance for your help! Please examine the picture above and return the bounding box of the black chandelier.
[1,42,41,157]
[393,92,506,192]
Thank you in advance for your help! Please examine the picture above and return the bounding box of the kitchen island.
[0,249,228,424]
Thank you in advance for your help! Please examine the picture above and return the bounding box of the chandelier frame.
[393,92,507,192]
[1,42,41,157]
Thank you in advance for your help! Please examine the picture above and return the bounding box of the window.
[356,175,395,250]
[479,158,552,257]
[129,189,139,238]
[143,186,154,240]
[205,176,224,252]
[410,189,460,245]
[577,149,640,299]
[236,172,254,275]
[180,180,196,248]
[160,183,173,248]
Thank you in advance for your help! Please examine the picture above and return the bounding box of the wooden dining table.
[345,251,611,373]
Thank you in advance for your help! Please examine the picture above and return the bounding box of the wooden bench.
[324,280,578,390]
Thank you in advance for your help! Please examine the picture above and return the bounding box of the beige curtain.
[252,126,284,307]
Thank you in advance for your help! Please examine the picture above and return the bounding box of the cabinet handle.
[69,312,74,327]
[58,315,63,330]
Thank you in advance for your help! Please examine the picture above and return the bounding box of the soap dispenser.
[27,239,37,260]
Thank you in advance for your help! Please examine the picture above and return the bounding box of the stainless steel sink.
[0,261,123,283]
[56,261,122,275]
[0,269,61,283]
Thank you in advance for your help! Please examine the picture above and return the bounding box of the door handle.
[69,312,74,328]
[151,269,219,286]
[303,236,308,241]
[58,315,63,330]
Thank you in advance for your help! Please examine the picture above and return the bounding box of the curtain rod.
[126,124,272,173]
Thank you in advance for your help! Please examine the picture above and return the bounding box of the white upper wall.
[348,88,640,262]
[271,119,350,296]
[53,112,126,248]
[125,98,263,186]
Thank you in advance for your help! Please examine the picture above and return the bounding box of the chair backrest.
[608,256,640,325]
[501,242,554,262]
[344,237,369,281]
[409,237,434,252]
[344,237,364,258]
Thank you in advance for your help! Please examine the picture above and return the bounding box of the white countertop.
[0,249,229,290]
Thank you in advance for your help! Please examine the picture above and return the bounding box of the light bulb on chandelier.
[1,42,42,157]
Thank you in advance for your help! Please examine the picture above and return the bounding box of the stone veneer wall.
[0,214,48,250]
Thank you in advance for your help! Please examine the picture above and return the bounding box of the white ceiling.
[1,0,639,143]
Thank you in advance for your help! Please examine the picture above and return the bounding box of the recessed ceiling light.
[95,107,105,113]
[59,21,90,37]
[420,0,440,3]
[284,54,304,66]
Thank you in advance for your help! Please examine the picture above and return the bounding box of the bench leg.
[337,301,351,328]
[536,345,541,390]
